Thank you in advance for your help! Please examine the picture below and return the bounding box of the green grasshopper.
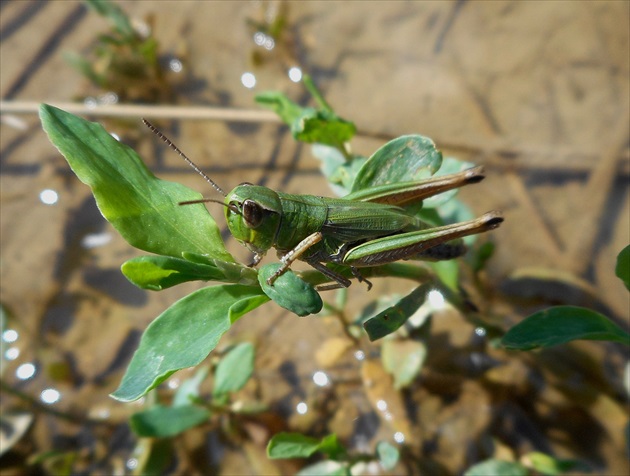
[144,120,503,290]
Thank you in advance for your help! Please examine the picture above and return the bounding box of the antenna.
[142,119,226,197]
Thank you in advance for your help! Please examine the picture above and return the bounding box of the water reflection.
[296,402,308,414]
[241,72,256,89]
[288,66,302,82]
[2,329,18,343]
[40,388,61,404]
[16,362,36,380]
[39,189,58,205]
[312,370,329,387]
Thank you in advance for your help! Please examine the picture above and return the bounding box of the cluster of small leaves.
[65,0,173,103]
[267,433,399,475]
[127,343,256,473]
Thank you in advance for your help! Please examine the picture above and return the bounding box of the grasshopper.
[144,120,503,290]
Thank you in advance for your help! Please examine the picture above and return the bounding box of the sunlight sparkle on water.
[40,388,61,404]
[5,347,20,360]
[354,350,365,361]
[2,329,18,343]
[296,402,308,414]
[394,431,405,443]
[313,371,329,387]
[169,58,183,73]
[16,363,36,380]
[288,67,302,82]
[241,72,256,89]
[428,289,445,308]
[39,189,58,205]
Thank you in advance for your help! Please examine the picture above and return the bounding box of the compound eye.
[243,199,263,228]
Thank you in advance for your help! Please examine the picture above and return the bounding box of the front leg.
[267,232,324,285]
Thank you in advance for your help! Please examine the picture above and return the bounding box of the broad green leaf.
[267,432,322,459]
[258,263,323,317]
[121,255,231,290]
[363,284,433,341]
[523,451,587,476]
[616,245,630,291]
[351,135,442,193]
[375,441,400,470]
[501,305,630,350]
[381,340,426,389]
[464,459,528,476]
[213,342,255,397]
[297,461,349,476]
[111,285,268,402]
[130,404,210,437]
[39,104,233,262]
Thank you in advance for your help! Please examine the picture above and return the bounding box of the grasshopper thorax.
[225,184,283,255]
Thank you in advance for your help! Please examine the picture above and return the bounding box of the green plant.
[40,76,501,402]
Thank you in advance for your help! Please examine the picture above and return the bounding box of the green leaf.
[110,285,268,402]
[301,463,349,476]
[375,441,400,470]
[267,432,322,459]
[363,284,432,341]
[524,451,587,476]
[130,404,210,437]
[311,144,367,196]
[464,459,528,476]
[351,135,442,193]
[381,340,426,390]
[501,305,630,350]
[616,245,630,291]
[255,91,304,126]
[121,256,232,290]
[173,366,209,407]
[39,104,234,262]
[258,263,323,316]
[213,342,255,397]
[317,434,346,460]
[297,461,349,476]
[255,92,355,147]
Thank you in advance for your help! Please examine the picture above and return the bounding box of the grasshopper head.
[225,184,282,256]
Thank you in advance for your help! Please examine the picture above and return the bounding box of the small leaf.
[297,461,349,476]
[130,404,210,437]
[464,459,528,476]
[317,434,346,460]
[501,305,630,350]
[616,245,630,291]
[121,255,230,290]
[381,340,426,389]
[110,285,268,402]
[39,104,234,262]
[173,366,209,407]
[523,451,588,476]
[351,135,442,192]
[363,284,432,341]
[213,342,255,397]
[255,91,304,125]
[258,263,323,316]
[376,441,400,470]
[267,433,322,459]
